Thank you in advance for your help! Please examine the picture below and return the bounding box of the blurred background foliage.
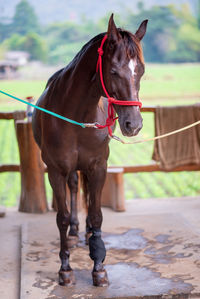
[0,0,200,65]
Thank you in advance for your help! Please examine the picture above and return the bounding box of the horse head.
[101,14,148,137]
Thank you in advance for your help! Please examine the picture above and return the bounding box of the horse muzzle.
[118,113,143,137]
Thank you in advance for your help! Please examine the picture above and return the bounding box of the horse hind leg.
[67,171,79,248]
[48,167,75,286]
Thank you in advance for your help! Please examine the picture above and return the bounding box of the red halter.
[96,34,142,136]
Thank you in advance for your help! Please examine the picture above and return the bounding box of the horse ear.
[107,13,120,43]
[135,19,148,41]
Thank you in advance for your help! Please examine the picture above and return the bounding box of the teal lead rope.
[0,90,86,128]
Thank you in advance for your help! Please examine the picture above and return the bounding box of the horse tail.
[80,172,89,212]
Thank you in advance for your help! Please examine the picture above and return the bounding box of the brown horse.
[32,14,148,287]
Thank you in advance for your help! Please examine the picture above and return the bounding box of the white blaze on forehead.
[128,59,137,76]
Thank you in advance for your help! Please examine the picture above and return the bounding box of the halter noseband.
[96,34,142,136]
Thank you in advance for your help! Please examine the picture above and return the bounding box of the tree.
[166,24,200,62]
[21,33,47,61]
[4,32,47,62]
[166,4,200,62]
[4,34,22,49]
[137,1,145,13]
[44,20,99,64]
[127,5,178,62]
[12,0,40,36]
[197,0,200,29]
[0,23,8,41]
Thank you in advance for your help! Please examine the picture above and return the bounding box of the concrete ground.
[0,197,200,299]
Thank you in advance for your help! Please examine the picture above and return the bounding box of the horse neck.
[60,40,102,119]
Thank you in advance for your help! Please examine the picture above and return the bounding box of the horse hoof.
[59,270,75,286]
[85,232,92,245]
[67,235,79,248]
[92,270,109,287]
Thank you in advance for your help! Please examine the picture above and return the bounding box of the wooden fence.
[0,108,199,213]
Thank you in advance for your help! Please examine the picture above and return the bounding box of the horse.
[32,14,148,287]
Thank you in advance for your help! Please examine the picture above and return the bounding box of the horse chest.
[76,142,109,171]
[43,133,108,172]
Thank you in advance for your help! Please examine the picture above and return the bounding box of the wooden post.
[101,167,125,212]
[15,121,48,213]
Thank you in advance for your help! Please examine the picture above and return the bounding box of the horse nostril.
[125,121,131,130]
[124,121,143,136]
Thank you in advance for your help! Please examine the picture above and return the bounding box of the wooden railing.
[0,108,199,213]
[112,164,200,173]
[0,111,26,120]
[0,108,156,173]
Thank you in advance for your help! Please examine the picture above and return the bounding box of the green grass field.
[0,63,200,207]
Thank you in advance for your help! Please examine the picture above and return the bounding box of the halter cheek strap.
[96,34,142,136]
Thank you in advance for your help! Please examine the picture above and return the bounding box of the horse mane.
[46,33,105,88]
[46,29,144,90]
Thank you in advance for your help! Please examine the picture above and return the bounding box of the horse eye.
[110,69,117,75]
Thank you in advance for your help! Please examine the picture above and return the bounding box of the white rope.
[110,120,200,144]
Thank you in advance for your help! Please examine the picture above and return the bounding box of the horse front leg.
[80,172,93,244]
[87,163,109,287]
[67,171,79,247]
[48,167,75,286]
[85,215,93,245]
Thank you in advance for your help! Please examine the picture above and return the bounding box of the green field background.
[0,63,200,207]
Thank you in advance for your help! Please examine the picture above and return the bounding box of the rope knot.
[98,48,104,56]
[106,117,115,127]
[108,97,116,104]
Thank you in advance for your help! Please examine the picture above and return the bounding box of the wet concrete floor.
[19,205,200,299]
